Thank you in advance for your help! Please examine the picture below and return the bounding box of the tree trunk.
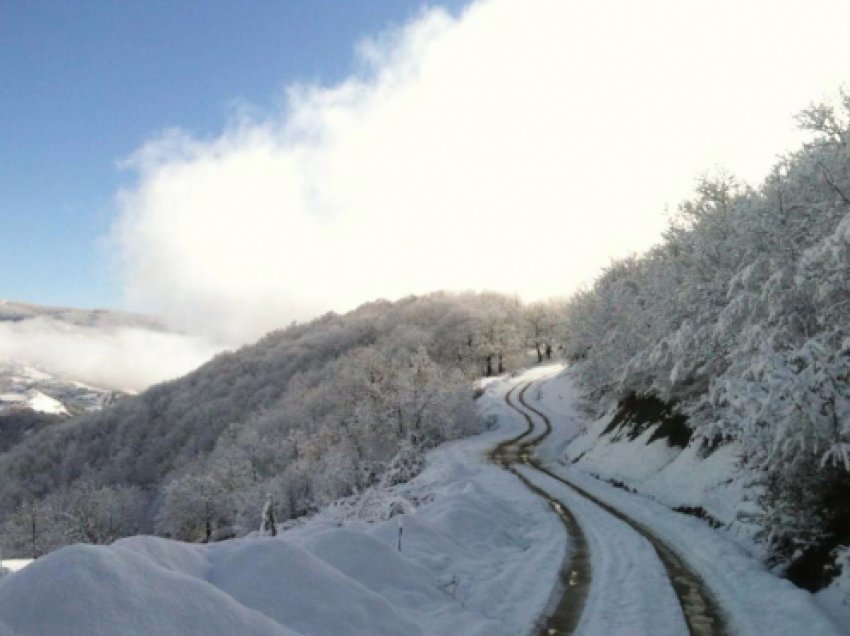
[31,508,37,559]
[204,501,212,543]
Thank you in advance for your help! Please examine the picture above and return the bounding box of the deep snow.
[2,365,848,635]
[523,365,850,634]
[0,373,566,636]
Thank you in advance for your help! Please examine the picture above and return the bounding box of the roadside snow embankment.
[528,367,850,631]
[0,380,565,636]
[531,369,755,536]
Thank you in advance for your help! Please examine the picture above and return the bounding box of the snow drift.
[0,387,565,636]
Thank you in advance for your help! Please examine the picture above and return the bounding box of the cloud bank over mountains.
[113,0,850,344]
[0,318,225,392]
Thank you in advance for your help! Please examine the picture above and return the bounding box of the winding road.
[490,382,727,636]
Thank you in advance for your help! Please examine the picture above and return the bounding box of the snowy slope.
[0,299,225,395]
[523,366,850,631]
[0,560,30,574]
[3,366,847,634]
[0,381,566,636]
[0,361,115,417]
[531,366,757,537]
[0,299,165,331]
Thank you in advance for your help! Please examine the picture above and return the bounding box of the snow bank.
[562,412,679,480]
[528,367,850,630]
[210,539,419,636]
[550,469,849,635]
[533,369,755,531]
[112,535,210,579]
[0,544,294,636]
[303,528,447,607]
[0,560,30,574]
[0,376,566,636]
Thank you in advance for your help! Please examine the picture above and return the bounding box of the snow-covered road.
[492,368,848,636]
[494,380,713,635]
[2,366,846,635]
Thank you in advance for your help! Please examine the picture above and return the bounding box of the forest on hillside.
[0,292,562,555]
[561,94,850,576]
[2,95,849,583]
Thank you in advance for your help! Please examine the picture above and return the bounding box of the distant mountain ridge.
[0,299,165,331]
[0,301,142,461]
[0,299,164,417]
[0,361,118,417]
[0,296,223,400]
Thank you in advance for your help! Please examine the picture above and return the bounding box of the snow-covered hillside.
[0,300,165,331]
[4,365,848,635]
[529,367,750,531]
[552,98,850,597]
[0,298,226,394]
[0,361,116,417]
[0,293,535,557]
[527,365,850,618]
[0,380,565,636]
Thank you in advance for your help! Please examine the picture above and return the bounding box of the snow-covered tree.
[260,494,276,537]
[554,91,850,577]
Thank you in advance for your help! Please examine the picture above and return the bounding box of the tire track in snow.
[489,384,591,636]
[501,380,727,635]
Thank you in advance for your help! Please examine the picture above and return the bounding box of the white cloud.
[0,318,225,392]
[112,0,850,344]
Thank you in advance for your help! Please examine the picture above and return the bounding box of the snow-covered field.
[0,389,67,415]
[0,376,566,636]
[0,361,115,415]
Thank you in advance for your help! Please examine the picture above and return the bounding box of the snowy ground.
[0,360,114,415]
[543,375,758,541]
[0,560,31,573]
[520,366,850,634]
[3,365,848,635]
[0,376,566,636]
[0,559,32,582]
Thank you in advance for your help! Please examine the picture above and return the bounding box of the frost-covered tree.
[1,292,525,551]
[556,91,850,578]
[260,494,276,537]
[0,483,144,557]
[157,470,234,542]
[525,301,561,362]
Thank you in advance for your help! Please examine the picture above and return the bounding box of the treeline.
[0,292,563,554]
[0,411,62,455]
[562,94,850,575]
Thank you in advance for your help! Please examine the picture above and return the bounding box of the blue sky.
[4,0,850,388]
[5,0,850,333]
[1,0,467,309]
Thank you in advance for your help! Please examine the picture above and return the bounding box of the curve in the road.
[500,380,728,636]
[489,384,591,636]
